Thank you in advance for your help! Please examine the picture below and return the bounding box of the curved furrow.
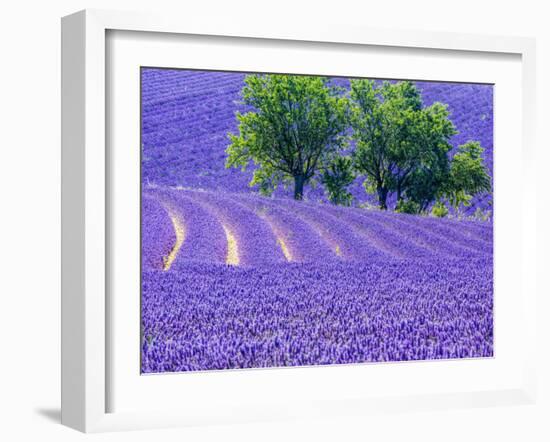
[231,194,338,263]
[141,195,176,270]
[278,199,392,262]
[392,213,493,255]
[183,190,287,267]
[444,218,493,243]
[357,209,487,259]
[144,187,492,267]
[161,205,186,271]
[148,189,227,267]
[317,203,438,260]
[382,212,490,258]
[410,212,492,244]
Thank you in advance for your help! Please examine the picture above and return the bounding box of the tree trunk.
[294,175,306,200]
[377,186,388,210]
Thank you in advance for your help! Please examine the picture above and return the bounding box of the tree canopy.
[226,74,348,200]
[350,80,458,211]
[320,156,355,206]
[441,141,492,209]
[227,75,491,216]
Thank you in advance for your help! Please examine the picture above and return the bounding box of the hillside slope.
[141,69,493,214]
[142,187,492,270]
[141,187,493,372]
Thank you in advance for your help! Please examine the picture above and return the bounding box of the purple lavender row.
[411,209,493,243]
[232,193,339,264]
[141,195,176,270]
[442,217,493,243]
[397,209,493,243]
[389,211,493,255]
[144,187,491,266]
[142,78,244,106]
[394,212,491,257]
[238,193,480,262]
[354,207,488,259]
[181,189,287,267]
[142,93,242,138]
[146,188,227,268]
[276,197,393,262]
[141,69,245,106]
[141,69,493,214]
[141,258,492,372]
[317,202,437,260]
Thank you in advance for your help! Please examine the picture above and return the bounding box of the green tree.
[397,103,457,212]
[404,141,491,214]
[350,80,457,211]
[226,74,348,200]
[442,141,491,209]
[349,80,393,209]
[320,156,355,206]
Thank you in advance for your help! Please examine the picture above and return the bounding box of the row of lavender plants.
[142,258,493,372]
[142,188,492,270]
[141,187,493,372]
[141,68,493,216]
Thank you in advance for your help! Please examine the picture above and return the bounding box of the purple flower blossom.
[141,195,175,270]
[140,68,494,373]
[141,189,493,373]
[142,258,493,373]
[141,69,493,215]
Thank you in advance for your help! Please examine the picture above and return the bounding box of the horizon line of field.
[142,187,493,272]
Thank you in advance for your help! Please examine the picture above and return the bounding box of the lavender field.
[141,68,493,373]
[141,68,493,215]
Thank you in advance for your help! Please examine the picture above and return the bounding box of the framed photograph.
[61,9,537,432]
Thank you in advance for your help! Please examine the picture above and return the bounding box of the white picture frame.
[61,9,537,433]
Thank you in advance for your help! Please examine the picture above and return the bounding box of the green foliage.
[395,199,422,215]
[431,201,449,218]
[228,76,491,212]
[399,103,457,211]
[226,74,348,200]
[320,156,355,206]
[443,141,492,209]
[349,80,456,210]
[350,80,415,209]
